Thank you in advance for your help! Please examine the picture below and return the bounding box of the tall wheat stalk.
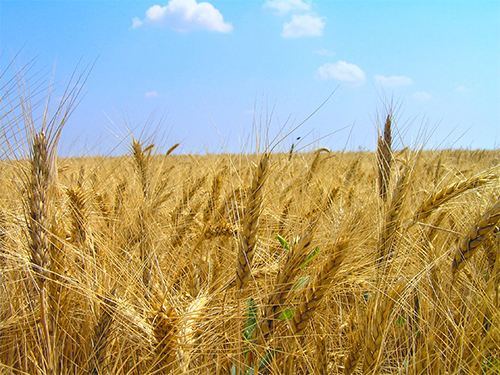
[377,114,392,202]
[26,131,54,373]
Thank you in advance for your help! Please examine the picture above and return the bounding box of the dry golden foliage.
[2,128,500,375]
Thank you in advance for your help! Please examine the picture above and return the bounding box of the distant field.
[1,132,500,373]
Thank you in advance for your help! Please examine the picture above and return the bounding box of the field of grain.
[1,114,500,375]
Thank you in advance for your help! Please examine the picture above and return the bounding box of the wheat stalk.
[379,161,413,267]
[377,114,392,202]
[131,138,153,199]
[25,131,55,373]
[235,153,269,291]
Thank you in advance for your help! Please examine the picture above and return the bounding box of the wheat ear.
[235,153,269,291]
[343,328,363,375]
[66,186,88,247]
[89,292,117,375]
[305,147,330,186]
[363,279,405,373]
[113,181,126,218]
[413,172,497,224]
[171,175,206,226]
[291,238,349,335]
[166,142,180,156]
[451,198,500,276]
[151,305,178,373]
[258,228,314,341]
[379,162,413,267]
[131,138,153,199]
[314,325,328,374]
[26,131,54,372]
[377,114,392,202]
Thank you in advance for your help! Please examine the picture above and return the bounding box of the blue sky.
[1,0,499,155]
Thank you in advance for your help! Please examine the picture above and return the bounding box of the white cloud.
[455,85,470,94]
[264,0,311,15]
[314,48,334,56]
[145,91,160,98]
[146,5,168,21]
[412,91,431,100]
[132,17,143,29]
[282,14,325,38]
[316,61,365,84]
[132,0,232,33]
[374,75,413,88]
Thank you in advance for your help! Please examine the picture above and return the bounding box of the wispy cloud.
[374,75,413,88]
[263,0,311,15]
[455,85,470,94]
[145,91,160,98]
[316,61,365,84]
[314,48,334,56]
[282,14,325,38]
[132,0,232,33]
[412,91,431,100]
[132,17,143,28]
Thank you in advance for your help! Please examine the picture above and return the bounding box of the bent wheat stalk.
[413,172,497,224]
[451,198,500,276]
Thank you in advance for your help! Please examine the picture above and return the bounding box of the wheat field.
[1,114,500,374]
[1,63,500,374]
